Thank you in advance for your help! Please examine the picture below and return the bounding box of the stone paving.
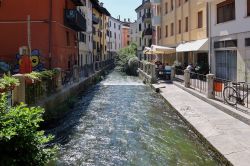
[152,82,250,166]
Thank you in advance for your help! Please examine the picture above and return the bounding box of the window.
[66,31,70,46]
[165,25,168,37]
[198,11,203,28]
[171,23,174,36]
[185,17,188,32]
[165,2,168,14]
[217,0,235,24]
[247,0,250,16]
[246,38,250,46]
[214,39,237,48]
[178,20,181,34]
[178,0,181,7]
[139,24,142,31]
[171,0,174,10]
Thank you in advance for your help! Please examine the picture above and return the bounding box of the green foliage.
[0,75,20,91]
[25,69,59,82]
[116,43,138,75]
[0,94,57,165]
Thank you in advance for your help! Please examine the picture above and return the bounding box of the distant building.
[107,16,122,58]
[121,21,131,48]
[78,0,93,68]
[135,0,155,61]
[92,1,111,70]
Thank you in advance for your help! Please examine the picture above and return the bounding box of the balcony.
[142,12,151,22]
[142,28,153,37]
[152,16,161,26]
[71,0,85,6]
[92,14,99,24]
[64,9,86,31]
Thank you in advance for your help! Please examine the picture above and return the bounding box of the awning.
[176,38,208,52]
[151,45,176,54]
[143,47,152,54]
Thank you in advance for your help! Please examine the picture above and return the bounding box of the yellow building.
[92,1,110,70]
[158,0,208,69]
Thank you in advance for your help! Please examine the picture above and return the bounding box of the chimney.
[100,2,104,7]
[118,15,120,21]
[128,18,130,22]
[124,18,126,22]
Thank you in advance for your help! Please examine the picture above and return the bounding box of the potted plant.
[25,72,42,85]
[0,82,6,93]
[3,75,20,90]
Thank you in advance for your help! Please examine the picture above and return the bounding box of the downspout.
[207,2,212,73]
[48,0,53,69]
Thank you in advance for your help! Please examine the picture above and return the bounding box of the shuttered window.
[198,11,203,28]
[217,0,235,23]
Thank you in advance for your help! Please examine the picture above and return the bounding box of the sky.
[101,0,141,22]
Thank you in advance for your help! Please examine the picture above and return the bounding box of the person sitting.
[164,63,172,80]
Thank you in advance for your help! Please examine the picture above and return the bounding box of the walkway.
[152,82,250,166]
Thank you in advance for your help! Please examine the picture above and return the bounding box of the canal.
[47,71,221,165]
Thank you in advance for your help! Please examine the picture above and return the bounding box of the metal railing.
[214,78,250,109]
[174,68,184,82]
[190,72,207,94]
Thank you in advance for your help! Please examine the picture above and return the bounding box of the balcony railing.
[142,28,153,37]
[64,9,86,31]
[92,14,99,24]
[142,12,152,22]
[71,0,85,6]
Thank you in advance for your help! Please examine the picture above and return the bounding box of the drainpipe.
[207,2,212,74]
[48,0,53,69]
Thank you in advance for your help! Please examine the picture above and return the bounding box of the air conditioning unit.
[19,46,29,55]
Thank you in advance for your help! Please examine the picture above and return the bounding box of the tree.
[0,94,57,165]
[116,43,139,75]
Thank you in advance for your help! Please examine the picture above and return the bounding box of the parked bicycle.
[223,82,249,106]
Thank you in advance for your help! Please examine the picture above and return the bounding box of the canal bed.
[47,71,222,166]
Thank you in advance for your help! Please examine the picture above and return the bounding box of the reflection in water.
[47,71,221,166]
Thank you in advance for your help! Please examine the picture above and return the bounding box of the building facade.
[0,0,86,71]
[107,17,122,58]
[121,22,131,48]
[209,0,250,82]
[159,0,208,67]
[78,0,93,68]
[135,0,155,60]
[92,1,110,70]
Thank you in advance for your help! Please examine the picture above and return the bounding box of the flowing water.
[47,71,221,166]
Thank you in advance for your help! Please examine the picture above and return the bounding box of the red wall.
[122,27,130,48]
[0,0,78,70]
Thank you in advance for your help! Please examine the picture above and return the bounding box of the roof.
[91,0,111,16]
[176,39,208,52]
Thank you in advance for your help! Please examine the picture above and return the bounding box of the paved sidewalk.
[152,82,250,166]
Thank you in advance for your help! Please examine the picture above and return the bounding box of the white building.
[130,21,138,45]
[135,0,154,61]
[209,0,250,82]
[107,16,122,58]
[78,0,93,68]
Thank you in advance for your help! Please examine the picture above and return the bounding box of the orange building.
[0,0,86,71]
[121,23,130,48]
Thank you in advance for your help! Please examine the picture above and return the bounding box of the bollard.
[12,74,26,104]
[73,65,80,82]
[171,67,175,81]
[54,68,62,91]
[184,69,190,88]
[151,64,157,83]
[206,74,215,99]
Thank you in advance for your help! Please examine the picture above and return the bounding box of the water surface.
[47,71,221,166]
